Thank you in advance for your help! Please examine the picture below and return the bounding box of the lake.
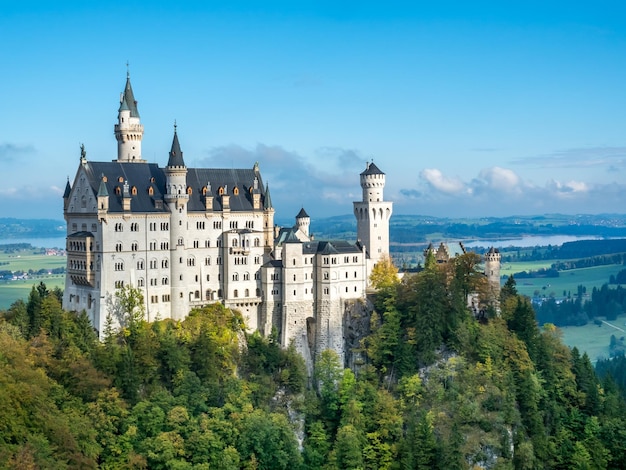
[0,237,67,249]
[463,235,603,249]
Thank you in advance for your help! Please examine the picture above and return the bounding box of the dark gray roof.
[263,183,273,210]
[81,161,268,214]
[119,75,140,118]
[361,162,384,176]
[296,207,309,219]
[167,130,185,167]
[265,259,283,268]
[63,180,72,198]
[302,240,361,255]
[68,231,94,238]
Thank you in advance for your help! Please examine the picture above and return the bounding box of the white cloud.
[397,166,626,216]
[420,168,466,194]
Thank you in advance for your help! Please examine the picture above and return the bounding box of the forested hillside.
[2,257,626,469]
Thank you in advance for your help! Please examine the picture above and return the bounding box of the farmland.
[0,247,66,309]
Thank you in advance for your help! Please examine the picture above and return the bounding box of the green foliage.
[3,280,626,469]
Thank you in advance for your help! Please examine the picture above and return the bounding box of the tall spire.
[119,65,140,118]
[167,122,185,167]
[115,67,144,162]
[263,183,273,210]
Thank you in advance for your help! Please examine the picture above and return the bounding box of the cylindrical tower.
[164,127,189,320]
[114,73,144,162]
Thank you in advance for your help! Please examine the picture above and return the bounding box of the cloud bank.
[398,165,626,217]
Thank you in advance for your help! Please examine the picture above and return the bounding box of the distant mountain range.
[4,214,626,244]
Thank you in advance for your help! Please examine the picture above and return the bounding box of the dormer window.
[218,186,224,196]
[131,186,137,195]
[233,186,239,196]
[148,186,154,196]
[115,186,121,195]
[187,186,192,195]
[118,176,124,183]
[202,186,207,195]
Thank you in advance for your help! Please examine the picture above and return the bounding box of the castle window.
[206,274,210,281]
[103,176,108,182]
[218,289,222,298]
[187,186,193,195]
[193,240,199,248]
[137,278,144,287]
[115,223,123,232]
[150,259,157,269]
[118,176,124,183]
[245,288,249,297]
[162,259,169,268]
[233,273,239,281]
[256,288,261,296]
[354,271,357,278]
[148,187,154,196]
[218,187,224,195]
[178,238,184,246]
[187,257,195,267]
[162,294,170,302]
[161,241,169,250]
[232,239,238,247]
[161,222,169,230]
[194,290,200,299]
[214,221,221,229]
[131,242,138,251]
[244,272,250,281]
[234,289,238,298]
[195,275,199,282]
[115,243,123,252]
[114,261,124,271]
[137,260,144,270]
[255,272,260,280]
[205,257,211,266]
[115,186,121,195]
[131,186,137,195]
[150,177,155,183]
[292,259,296,266]
[324,288,329,294]
[202,186,207,195]
[324,272,329,280]
[293,274,296,281]
[233,187,239,195]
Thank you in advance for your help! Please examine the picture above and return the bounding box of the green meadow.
[501,261,624,299]
[0,248,66,310]
[559,313,626,362]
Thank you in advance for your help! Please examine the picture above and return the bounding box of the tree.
[369,255,399,291]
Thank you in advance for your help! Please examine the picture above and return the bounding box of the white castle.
[62,74,392,367]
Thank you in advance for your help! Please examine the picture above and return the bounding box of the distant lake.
[464,235,603,249]
[0,237,66,249]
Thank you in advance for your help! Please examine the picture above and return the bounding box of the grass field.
[501,263,624,299]
[0,249,66,310]
[559,313,626,362]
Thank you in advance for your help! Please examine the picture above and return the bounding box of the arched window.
[187,186,193,195]
[131,186,137,195]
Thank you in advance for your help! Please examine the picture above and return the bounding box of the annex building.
[62,74,392,367]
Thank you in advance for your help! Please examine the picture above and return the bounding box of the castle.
[62,73,392,367]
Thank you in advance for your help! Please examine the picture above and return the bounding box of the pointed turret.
[263,183,273,210]
[97,174,109,220]
[63,178,72,212]
[114,70,145,162]
[167,125,185,167]
[295,207,310,238]
[119,72,140,118]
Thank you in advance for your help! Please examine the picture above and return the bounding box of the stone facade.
[62,74,392,368]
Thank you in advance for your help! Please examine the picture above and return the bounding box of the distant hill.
[5,213,626,244]
[0,218,65,239]
[305,213,626,244]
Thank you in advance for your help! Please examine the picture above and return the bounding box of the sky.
[3,1,626,221]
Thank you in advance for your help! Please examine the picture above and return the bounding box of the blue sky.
[3,1,626,221]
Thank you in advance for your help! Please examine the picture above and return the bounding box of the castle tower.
[263,183,275,251]
[114,71,145,162]
[353,162,393,273]
[484,247,502,297]
[164,125,189,319]
[295,208,310,238]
